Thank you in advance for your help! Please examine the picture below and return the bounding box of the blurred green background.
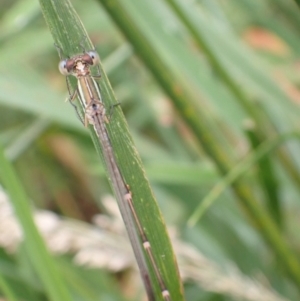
[1,0,300,300]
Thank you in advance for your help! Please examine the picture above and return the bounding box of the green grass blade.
[38,1,184,300]
[96,0,300,290]
[188,132,300,226]
[245,123,281,226]
[293,0,300,8]
[0,145,72,301]
[164,0,300,217]
[0,274,18,301]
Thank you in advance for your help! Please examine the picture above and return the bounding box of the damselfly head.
[58,51,100,76]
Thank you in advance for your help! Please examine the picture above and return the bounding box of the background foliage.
[1,0,300,300]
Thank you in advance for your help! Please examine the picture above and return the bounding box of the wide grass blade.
[38,1,184,300]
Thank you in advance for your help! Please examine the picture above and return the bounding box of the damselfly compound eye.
[58,59,72,75]
[87,51,100,65]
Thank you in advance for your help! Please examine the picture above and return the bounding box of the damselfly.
[58,49,171,301]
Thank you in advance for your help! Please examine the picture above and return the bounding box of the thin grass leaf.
[188,132,300,226]
[5,118,50,162]
[245,122,281,226]
[0,145,72,301]
[0,274,18,301]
